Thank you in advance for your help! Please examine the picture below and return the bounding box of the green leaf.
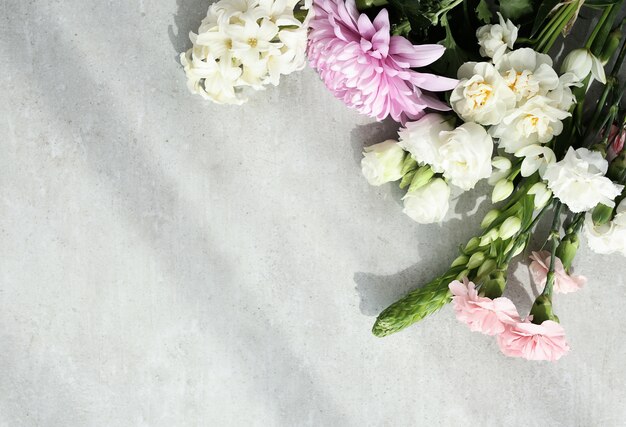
[584,0,623,6]
[531,0,561,36]
[499,0,534,21]
[476,0,493,24]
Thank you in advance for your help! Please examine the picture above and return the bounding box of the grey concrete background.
[1,1,625,425]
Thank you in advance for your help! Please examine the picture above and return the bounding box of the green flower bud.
[608,151,626,181]
[556,233,580,272]
[492,156,512,171]
[399,169,416,189]
[492,179,514,203]
[498,216,522,240]
[451,254,469,268]
[530,294,559,324]
[599,28,622,65]
[464,237,480,253]
[456,269,470,281]
[481,209,500,229]
[528,182,552,209]
[476,258,497,278]
[592,203,614,226]
[467,252,486,269]
[400,155,418,175]
[479,228,499,247]
[408,165,435,192]
[480,270,507,299]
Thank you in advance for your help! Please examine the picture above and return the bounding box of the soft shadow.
[167,0,211,54]
[349,119,399,166]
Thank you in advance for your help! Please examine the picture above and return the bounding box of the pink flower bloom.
[307,0,457,123]
[529,251,586,294]
[449,278,520,335]
[497,319,569,361]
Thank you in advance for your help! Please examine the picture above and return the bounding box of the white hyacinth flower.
[180,0,310,104]
[528,182,552,209]
[476,12,518,62]
[516,144,556,177]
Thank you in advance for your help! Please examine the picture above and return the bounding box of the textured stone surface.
[1,1,625,425]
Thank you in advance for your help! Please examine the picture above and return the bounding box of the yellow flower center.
[248,38,258,48]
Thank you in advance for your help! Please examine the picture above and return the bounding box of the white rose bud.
[528,182,552,208]
[492,179,514,203]
[438,123,494,191]
[544,147,623,213]
[499,216,522,240]
[560,48,606,84]
[402,178,450,224]
[361,140,406,186]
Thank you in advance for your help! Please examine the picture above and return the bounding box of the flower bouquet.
[180,0,626,361]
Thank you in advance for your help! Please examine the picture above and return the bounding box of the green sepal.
[408,165,435,192]
[480,269,507,299]
[592,204,614,226]
[530,295,559,324]
[556,233,580,272]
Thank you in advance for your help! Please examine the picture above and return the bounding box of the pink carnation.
[529,251,586,294]
[449,278,520,335]
[307,0,458,123]
[497,320,569,361]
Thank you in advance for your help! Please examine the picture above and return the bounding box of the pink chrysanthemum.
[307,0,458,122]
[449,278,520,336]
[497,320,570,362]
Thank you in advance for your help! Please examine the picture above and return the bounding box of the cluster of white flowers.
[584,199,626,256]
[180,0,310,104]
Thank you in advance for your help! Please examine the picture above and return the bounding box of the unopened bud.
[479,228,500,246]
[492,179,514,203]
[592,203,614,226]
[476,258,497,278]
[408,165,435,192]
[451,254,469,268]
[492,156,512,171]
[464,237,480,253]
[600,27,622,65]
[556,233,580,272]
[608,151,626,181]
[499,216,522,240]
[467,252,486,269]
[455,269,470,281]
[480,270,507,299]
[530,294,559,324]
[561,48,606,84]
[528,182,552,209]
[481,209,500,229]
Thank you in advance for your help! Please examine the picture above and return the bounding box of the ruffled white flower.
[546,73,579,111]
[476,12,518,62]
[584,200,626,256]
[451,62,517,126]
[180,0,310,104]
[516,144,556,177]
[561,48,606,84]
[437,123,494,190]
[490,95,570,153]
[495,48,560,102]
[398,114,454,167]
[403,178,450,224]
[544,147,624,213]
[361,140,406,186]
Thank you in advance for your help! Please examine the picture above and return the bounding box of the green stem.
[542,201,563,297]
[583,79,614,142]
[610,37,626,76]
[538,1,578,53]
[586,4,613,50]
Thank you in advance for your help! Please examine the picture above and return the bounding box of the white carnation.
[476,12,518,62]
[438,123,494,190]
[584,200,626,256]
[180,0,310,104]
[544,147,624,213]
[361,140,406,186]
[450,62,516,126]
[403,178,450,224]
